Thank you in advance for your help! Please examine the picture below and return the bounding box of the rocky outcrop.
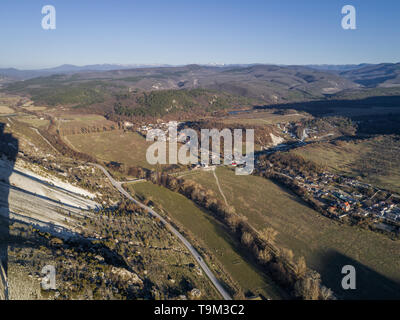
[110,267,143,286]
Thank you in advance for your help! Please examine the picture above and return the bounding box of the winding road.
[92,163,232,300]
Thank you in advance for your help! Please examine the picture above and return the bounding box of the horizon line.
[1,61,399,71]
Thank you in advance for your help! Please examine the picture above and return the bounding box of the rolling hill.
[339,63,400,88]
[0,64,359,115]
[2,63,400,118]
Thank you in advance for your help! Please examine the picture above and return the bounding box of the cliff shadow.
[254,95,400,135]
[319,249,400,300]
[0,122,18,299]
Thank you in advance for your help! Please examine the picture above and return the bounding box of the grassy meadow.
[127,181,287,300]
[184,166,400,299]
[65,130,154,169]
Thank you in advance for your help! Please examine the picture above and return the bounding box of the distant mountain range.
[2,62,400,117]
[1,62,399,88]
[306,64,373,72]
[338,63,400,87]
[0,64,176,80]
[1,62,399,86]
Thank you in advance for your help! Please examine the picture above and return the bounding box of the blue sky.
[0,0,399,69]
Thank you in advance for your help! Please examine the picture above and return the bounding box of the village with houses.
[272,121,400,229]
[293,170,399,223]
[129,118,400,236]
[259,159,400,235]
[136,120,183,143]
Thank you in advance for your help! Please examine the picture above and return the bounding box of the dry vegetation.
[0,106,15,114]
[128,168,336,300]
[0,114,219,300]
[6,201,219,300]
[219,110,311,126]
[57,114,116,136]
[184,167,400,299]
[64,130,153,169]
[127,181,287,300]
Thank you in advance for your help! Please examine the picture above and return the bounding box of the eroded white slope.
[0,158,99,233]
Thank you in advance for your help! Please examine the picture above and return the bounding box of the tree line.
[125,165,335,300]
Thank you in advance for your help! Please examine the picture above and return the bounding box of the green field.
[65,130,154,169]
[184,166,400,299]
[127,181,287,299]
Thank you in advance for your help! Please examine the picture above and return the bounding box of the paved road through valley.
[92,163,232,300]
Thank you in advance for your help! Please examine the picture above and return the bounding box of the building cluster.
[271,167,400,226]
[136,121,184,142]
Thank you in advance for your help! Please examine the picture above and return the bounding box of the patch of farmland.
[65,130,154,169]
[184,166,400,299]
[128,181,287,300]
